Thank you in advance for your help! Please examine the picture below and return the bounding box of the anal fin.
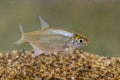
[30,43,44,58]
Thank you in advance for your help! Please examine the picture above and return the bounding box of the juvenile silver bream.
[17,16,88,58]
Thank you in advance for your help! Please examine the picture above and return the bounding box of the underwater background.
[0,0,120,57]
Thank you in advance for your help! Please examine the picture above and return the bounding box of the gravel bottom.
[0,50,120,80]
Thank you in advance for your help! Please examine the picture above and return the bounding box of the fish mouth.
[83,44,88,48]
[85,43,88,46]
[84,40,88,46]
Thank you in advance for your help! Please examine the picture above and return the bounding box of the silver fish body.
[26,28,73,53]
[17,16,88,58]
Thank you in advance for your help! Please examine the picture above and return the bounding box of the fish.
[16,16,88,58]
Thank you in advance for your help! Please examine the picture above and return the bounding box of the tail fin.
[16,24,25,45]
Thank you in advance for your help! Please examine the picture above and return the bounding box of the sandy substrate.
[0,50,120,80]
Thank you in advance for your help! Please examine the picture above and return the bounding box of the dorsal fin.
[39,16,49,29]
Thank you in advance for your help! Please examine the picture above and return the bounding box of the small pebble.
[0,50,119,79]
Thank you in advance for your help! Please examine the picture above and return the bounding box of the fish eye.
[79,39,83,43]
